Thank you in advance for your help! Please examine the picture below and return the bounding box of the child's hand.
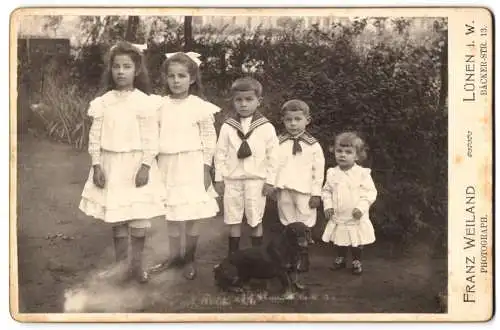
[262,183,275,197]
[203,164,212,191]
[214,181,225,196]
[135,164,150,187]
[308,196,321,209]
[92,164,106,188]
[352,208,363,220]
[324,208,334,220]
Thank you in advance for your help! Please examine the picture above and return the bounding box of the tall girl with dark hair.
[79,41,166,283]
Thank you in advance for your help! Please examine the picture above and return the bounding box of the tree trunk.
[184,16,193,51]
[125,16,140,42]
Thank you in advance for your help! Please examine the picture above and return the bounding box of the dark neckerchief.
[278,131,318,155]
[225,111,269,159]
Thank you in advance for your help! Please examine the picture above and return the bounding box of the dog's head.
[213,263,239,286]
[284,222,309,249]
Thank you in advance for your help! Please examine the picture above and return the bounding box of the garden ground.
[15,133,447,314]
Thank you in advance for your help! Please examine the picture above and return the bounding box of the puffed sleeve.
[87,97,104,118]
[87,97,104,165]
[198,99,221,118]
[355,168,377,215]
[321,168,336,211]
[197,99,220,166]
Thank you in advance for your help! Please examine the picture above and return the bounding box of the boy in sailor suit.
[214,77,279,256]
[275,99,325,275]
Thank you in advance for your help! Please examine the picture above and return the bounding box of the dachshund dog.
[213,222,310,294]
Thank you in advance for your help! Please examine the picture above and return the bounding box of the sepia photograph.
[9,7,492,322]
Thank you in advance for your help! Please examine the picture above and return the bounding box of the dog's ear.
[284,225,297,240]
[295,223,308,236]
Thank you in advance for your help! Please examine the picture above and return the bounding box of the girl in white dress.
[321,132,377,275]
[79,41,166,283]
[148,52,220,280]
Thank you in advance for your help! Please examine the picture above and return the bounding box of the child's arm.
[199,114,217,190]
[87,98,105,188]
[198,114,217,166]
[355,169,378,217]
[137,112,159,167]
[311,143,326,197]
[87,99,103,165]
[88,117,103,166]
[213,124,229,195]
[264,125,279,186]
[150,94,163,162]
[321,169,335,219]
[214,124,229,183]
[308,143,325,208]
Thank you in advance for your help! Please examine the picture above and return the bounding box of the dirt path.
[16,134,447,314]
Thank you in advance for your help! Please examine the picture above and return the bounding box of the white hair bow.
[165,51,202,66]
[131,43,148,52]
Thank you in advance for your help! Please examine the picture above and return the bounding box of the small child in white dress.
[321,131,377,275]
[79,41,166,283]
[275,99,325,275]
[148,52,220,280]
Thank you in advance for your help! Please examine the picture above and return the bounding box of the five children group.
[79,41,378,285]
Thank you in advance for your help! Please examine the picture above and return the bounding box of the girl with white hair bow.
[148,51,221,280]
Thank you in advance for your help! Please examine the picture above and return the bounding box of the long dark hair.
[99,41,151,95]
[160,52,205,99]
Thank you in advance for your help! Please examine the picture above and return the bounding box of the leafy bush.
[29,72,95,149]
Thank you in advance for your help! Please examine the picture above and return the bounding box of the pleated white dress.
[156,95,220,221]
[79,89,166,227]
[321,164,377,247]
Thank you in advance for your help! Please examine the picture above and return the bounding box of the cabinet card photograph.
[9,6,493,323]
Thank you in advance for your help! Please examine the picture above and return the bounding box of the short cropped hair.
[230,77,263,97]
[280,99,311,118]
